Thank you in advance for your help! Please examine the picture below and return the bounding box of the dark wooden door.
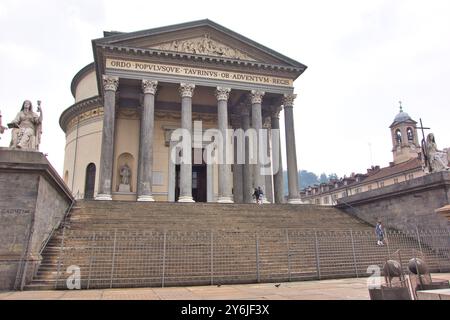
[175,164,207,202]
[192,165,207,202]
[84,163,96,199]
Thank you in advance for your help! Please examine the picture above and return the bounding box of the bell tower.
[389,102,420,164]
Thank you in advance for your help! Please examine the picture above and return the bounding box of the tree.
[283,170,340,194]
[300,170,319,189]
[319,173,328,184]
[284,170,319,195]
[328,173,338,181]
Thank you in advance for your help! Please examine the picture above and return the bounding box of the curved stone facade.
[59,20,307,203]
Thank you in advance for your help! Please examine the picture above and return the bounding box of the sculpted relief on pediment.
[151,34,256,61]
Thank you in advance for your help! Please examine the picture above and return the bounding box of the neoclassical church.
[60,20,307,203]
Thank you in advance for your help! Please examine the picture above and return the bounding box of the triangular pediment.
[149,34,257,61]
[94,19,306,69]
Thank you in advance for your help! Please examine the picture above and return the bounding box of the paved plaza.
[1,274,449,300]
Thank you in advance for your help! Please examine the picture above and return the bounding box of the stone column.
[283,93,302,204]
[178,83,195,203]
[231,115,243,203]
[250,90,266,200]
[241,104,253,203]
[271,105,285,203]
[215,87,233,203]
[137,80,158,202]
[263,116,274,203]
[96,75,119,201]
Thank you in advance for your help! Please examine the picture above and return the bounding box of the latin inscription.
[0,209,31,215]
[106,58,293,87]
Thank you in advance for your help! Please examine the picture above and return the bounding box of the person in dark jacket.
[375,221,385,246]
[252,188,260,204]
[257,186,264,204]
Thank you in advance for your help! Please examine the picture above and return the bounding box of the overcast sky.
[1,0,449,178]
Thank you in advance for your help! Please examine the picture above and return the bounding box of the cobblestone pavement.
[1,274,449,300]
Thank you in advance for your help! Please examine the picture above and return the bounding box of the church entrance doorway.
[175,165,207,202]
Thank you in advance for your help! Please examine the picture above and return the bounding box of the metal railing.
[38,197,76,257]
[333,197,371,227]
[14,197,77,291]
[43,228,450,290]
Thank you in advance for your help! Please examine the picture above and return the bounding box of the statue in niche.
[118,163,132,192]
[8,100,43,150]
[423,133,449,173]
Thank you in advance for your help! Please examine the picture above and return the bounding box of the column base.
[178,196,195,203]
[137,195,155,202]
[288,198,303,204]
[95,194,112,201]
[217,197,234,204]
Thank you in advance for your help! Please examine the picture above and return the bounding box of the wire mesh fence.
[44,228,450,290]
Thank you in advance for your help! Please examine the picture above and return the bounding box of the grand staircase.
[25,201,450,290]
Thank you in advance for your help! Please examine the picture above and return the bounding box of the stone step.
[28,200,383,290]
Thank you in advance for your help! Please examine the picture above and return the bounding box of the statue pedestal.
[118,184,131,193]
[435,205,450,222]
[0,148,73,290]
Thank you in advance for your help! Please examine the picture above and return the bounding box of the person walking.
[257,186,264,205]
[252,188,260,204]
[375,220,385,246]
[252,188,259,203]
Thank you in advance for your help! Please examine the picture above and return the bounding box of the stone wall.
[336,171,450,232]
[0,149,73,291]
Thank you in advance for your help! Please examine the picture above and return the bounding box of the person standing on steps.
[257,186,264,205]
[375,220,385,246]
[252,188,260,204]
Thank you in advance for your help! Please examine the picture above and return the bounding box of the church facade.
[59,20,307,203]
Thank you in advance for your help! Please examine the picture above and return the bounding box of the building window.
[379,181,385,188]
[342,192,347,198]
[394,178,399,184]
[395,129,402,144]
[355,188,362,194]
[323,197,329,205]
[368,185,372,191]
[315,199,320,205]
[407,127,414,141]
[408,173,414,180]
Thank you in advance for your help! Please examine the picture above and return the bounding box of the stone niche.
[0,148,73,290]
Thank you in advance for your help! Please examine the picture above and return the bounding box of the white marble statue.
[8,100,43,150]
[118,164,132,192]
[424,133,450,172]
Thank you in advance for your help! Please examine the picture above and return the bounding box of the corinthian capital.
[250,90,265,105]
[282,93,297,107]
[215,87,231,101]
[142,80,158,95]
[179,83,196,98]
[103,75,119,92]
[270,105,283,119]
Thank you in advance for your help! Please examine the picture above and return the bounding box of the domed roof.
[393,103,414,123]
[394,109,412,122]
